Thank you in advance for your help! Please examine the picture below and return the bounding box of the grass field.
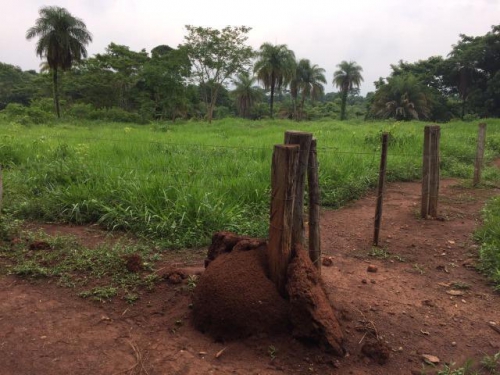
[1,118,499,249]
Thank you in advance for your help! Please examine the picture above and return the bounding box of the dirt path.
[1,180,499,375]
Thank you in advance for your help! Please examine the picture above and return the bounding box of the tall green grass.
[1,118,499,247]
[475,197,500,290]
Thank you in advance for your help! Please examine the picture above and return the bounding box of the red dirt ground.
[1,179,499,375]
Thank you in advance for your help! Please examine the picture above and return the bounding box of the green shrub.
[1,103,52,125]
[68,103,95,119]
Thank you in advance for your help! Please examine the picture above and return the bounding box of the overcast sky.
[0,0,498,94]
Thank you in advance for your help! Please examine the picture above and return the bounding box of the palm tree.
[231,71,262,118]
[253,43,295,118]
[290,59,326,120]
[333,61,364,120]
[370,75,431,121]
[26,6,92,118]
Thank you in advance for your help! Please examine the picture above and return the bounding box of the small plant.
[124,293,139,304]
[79,286,117,302]
[268,345,278,360]
[412,263,426,275]
[393,254,406,263]
[481,352,500,373]
[451,281,471,290]
[186,275,198,291]
[436,359,474,375]
[369,247,391,259]
[143,273,160,291]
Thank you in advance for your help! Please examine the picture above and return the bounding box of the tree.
[254,43,296,118]
[231,71,262,118]
[290,59,326,120]
[0,63,37,109]
[333,61,364,120]
[369,75,431,121]
[446,39,482,119]
[26,6,92,118]
[386,58,453,121]
[95,43,149,110]
[142,45,191,120]
[183,25,254,123]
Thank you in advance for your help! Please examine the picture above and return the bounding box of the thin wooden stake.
[284,131,313,249]
[268,144,300,295]
[373,133,389,246]
[473,123,487,186]
[307,139,321,271]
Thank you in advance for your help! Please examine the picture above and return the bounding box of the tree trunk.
[270,72,275,119]
[300,95,306,121]
[461,97,466,120]
[208,86,219,124]
[292,96,297,121]
[207,104,214,124]
[270,85,275,118]
[340,89,348,121]
[53,68,60,118]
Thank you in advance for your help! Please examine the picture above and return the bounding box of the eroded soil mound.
[193,232,345,355]
[287,246,345,355]
[192,243,290,340]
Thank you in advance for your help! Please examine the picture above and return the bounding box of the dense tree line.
[368,25,500,122]
[1,6,498,123]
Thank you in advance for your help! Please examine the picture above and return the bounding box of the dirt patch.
[122,253,143,272]
[1,179,500,374]
[361,337,391,365]
[28,240,52,250]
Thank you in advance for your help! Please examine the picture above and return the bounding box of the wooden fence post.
[373,133,389,246]
[268,144,300,295]
[284,131,313,248]
[421,126,431,218]
[0,165,3,213]
[473,123,487,186]
[421,125,440,218]
[428,126,440,217]
[307,139,321,271]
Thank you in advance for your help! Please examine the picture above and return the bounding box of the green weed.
[369,247,406,262]
[412,263,426,275]
[369,247,391,259]
[79,286,117,302]
[0,228,165,301]
[186,275,198,291]
[451,281,471,290]
[421,353,500,375]
[268,345,278,360]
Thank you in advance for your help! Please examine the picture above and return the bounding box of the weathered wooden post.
[0,165,3,213]
[307,139,321,271]
[284,131,313,248]
[421,126,431,218]
[473,123,487,186]
[428,126,440,217]
[373,133,389,246]
[268,144,300,295]
[421,125,440,218]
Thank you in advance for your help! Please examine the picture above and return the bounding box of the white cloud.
[0,0,498,93]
